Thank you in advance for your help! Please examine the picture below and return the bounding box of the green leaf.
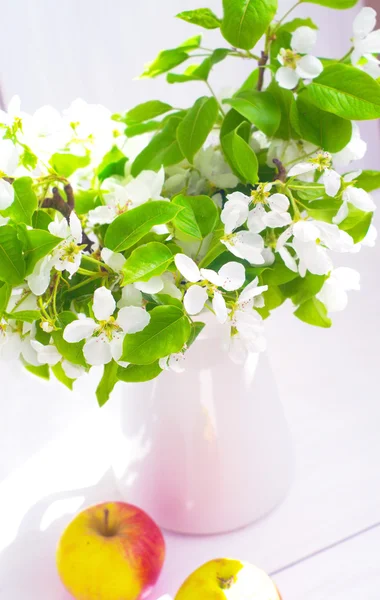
[339,206,373,243]
[117,361,162,383]
[52,362,75,390]
[198,226,225,267]
[221,0,277,50]
[0,225,26,285]
[25,363,50,380]
[221,123,258,184]
[3,177,37,226]
[122,305,191,365]
[281,273,326,305]
[177,97,219,163]
[96,361,119,407]
[122,242,173,285]
[223,90,281,137]
[301,0,358,9]
[74,190,102,215]
[178,35,202,50]
[355,170,380,193]
[176,8,221,29]
[105,201,182,253]
[296,94,352,153]
[267,81,299,140]
[141,49,189,78]
[167,49,229,84]
[187,321,206,347]
[0,283,11,317]
[24,229,61,276]
[303,64,380,120]
[52,312,87,367]
[280,17,318,32]
[125,121,162,138]
[50,153,90,177]
[32,210,53,231]
[132,116,184,176]
[97,146,128,182]
[8,310,41,323]
[236,69,259,93]
[257,285,286,319]
[302,199,341,222]
[123,100,173,124]
[262,260,298,285]
[294,297,332,328]
[172,194,218,240]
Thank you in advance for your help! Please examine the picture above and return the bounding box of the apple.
[174,559,281,599]
[56,501,165,600]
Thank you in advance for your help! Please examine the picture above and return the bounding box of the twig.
[273,158,287,182]
[257,51,268,91]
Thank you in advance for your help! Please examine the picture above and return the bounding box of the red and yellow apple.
[56,501,165,600]
[174,559,282,599]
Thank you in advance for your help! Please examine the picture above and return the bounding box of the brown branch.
[273,158,287,182]
[42,185,94,252]
[257,51,268,91]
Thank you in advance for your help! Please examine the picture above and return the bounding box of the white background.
[0,1,380,598]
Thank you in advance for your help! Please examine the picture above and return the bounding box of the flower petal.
[264,210,292,228]
[183,285,208,315]
[296,55,323,79]
[101,248,126,272]
[291,26,317,54]
[168,354,186,373]
[268,193,289,213]
[317,279,348,313]
[353,7,376,39]
[247,204,266,233]
[293,220,320,242]
[88,205,116,225]
[63,318,97,343]
[84,335,113,366]
[213,291,228,323]
[333,201,349,225]
[343,186,376,212]
[279,246,298,273]
[199,268,222,286]
[218,261,245,291]
[287,162,314,178]
[69,212,82,244]
[118,284,143,308]
[221,200,249,234]
[0,180,14,210]
[62,360,85,379]
[239,277,269,303]
[322,169,341,198]
[31,341,61,365]
[174,254,201,282]
[275,66,300,90]
[333,267,360,291]
[117,306,151,333]
[93,287,116,321]
[135,276,164,294]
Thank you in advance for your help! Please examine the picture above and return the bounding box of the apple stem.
[104,508,110,535]
[217,576,235,590]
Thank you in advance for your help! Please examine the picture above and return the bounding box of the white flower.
[317,267,360,312]
[333,123,367,168]
[276,27,323,89]
[0,139,19,209]
[248,193,291,232]
[30,340,62,366]
[228,288,268,364]
[277,220,354,276]
[221,191,251,234]
[159,353,186,373]
[174,254,245,321]
[333,172,376,224]
[222,230,265,264]
[101,248,126,272]
[351,7,380,79]
[267,139,317,169]
[0,321,39,364]
[88,169,165,225]
[288,151,341,198]
[193,146,239,190]
[63,287,150,366]
[27,212,84,295]
[62,360,86,379]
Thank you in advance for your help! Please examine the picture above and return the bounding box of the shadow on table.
[0,469,119,599]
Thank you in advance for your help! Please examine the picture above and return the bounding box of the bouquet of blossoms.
[0,0,379,405]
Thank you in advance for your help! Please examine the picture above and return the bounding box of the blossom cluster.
[0,4,378,404]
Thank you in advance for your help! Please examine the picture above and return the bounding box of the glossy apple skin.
[174,558,281,600]
[56,501,165,600]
